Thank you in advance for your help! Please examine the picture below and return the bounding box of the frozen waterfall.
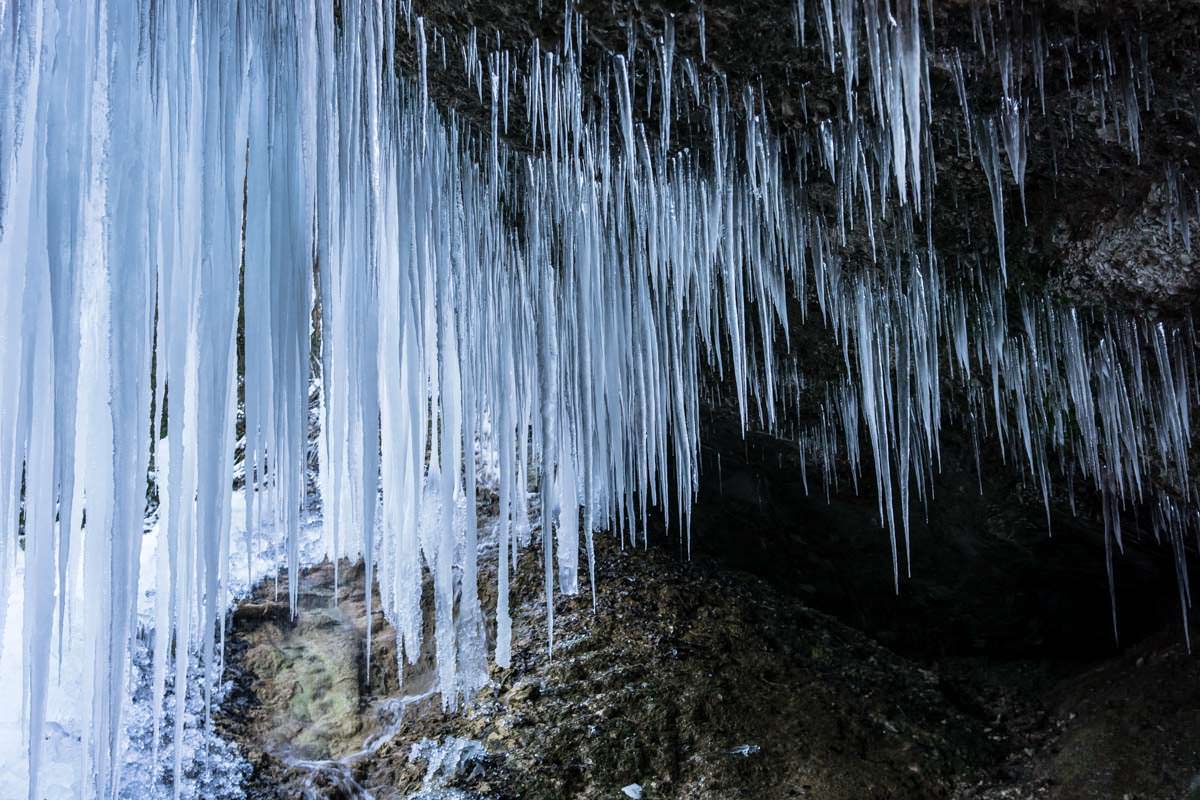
[0,0,1196,797]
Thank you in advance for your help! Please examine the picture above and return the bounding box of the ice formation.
[0,0,1196,797]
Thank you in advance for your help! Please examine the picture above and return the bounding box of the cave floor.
[218,535,1200,800]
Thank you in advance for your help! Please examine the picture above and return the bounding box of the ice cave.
[0,0,1197,797]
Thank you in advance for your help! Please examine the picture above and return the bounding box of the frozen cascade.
[0,1,1197,798]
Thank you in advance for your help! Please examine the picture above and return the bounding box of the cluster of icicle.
[0,0,1197,797]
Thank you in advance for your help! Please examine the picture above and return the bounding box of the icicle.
[999,97,1027,221]
[975,118,1008,282]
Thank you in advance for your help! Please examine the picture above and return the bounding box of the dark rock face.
[686,414,1192,659]
[1012,634,1200,799]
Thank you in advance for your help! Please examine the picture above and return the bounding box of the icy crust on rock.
[0,1,1197,798]
[0,480,266,800]
[407,736,489,798]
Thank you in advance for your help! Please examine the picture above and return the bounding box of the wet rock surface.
[221,529,1198,799]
